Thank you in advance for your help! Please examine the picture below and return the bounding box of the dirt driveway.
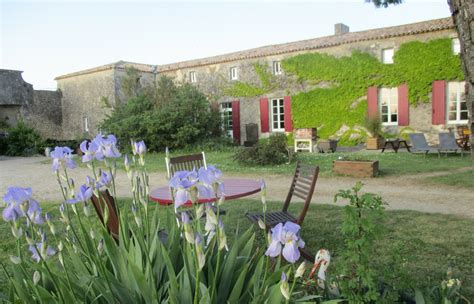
[1,156,473,218]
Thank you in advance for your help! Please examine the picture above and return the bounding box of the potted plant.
[365,115,384,150]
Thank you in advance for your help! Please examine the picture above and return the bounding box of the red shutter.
[398,84,409,126]
[231,100,241,145]
[367,87,378,118]
[283,96,293,132]
[432,80,446,125]
[259,98,269,133]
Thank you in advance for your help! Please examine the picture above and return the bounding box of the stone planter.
[333,160,379,177]
[366,137,385,150]
[317,139,338,153]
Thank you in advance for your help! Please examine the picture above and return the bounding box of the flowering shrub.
[1,133,319,303]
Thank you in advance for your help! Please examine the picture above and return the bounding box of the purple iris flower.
[198,166,222,186]
[133,140,147,156]
[80,140,104,163]
[29,243,56,263]
[100,134,121,158]
[169,170,199,209]
[181,211,190,224]
[98,171,112,188]
[68,184,93,204]
[3,187,32,205]
[2,187,43,224]
[50,146,76,172]
[265,222,305,264]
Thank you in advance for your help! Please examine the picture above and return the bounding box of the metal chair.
[246,162,319,227]
[438,132,463,157]
[408,133,437,157]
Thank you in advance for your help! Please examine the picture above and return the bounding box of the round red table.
[149,178,261,206]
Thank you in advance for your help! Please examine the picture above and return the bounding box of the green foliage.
[121,67,144,100]
[223,62,275,97]
[101,77,224,152]
[282,38,463,141]
[234,133,293,166]
[334,182,386,302]
[3,122,44,156]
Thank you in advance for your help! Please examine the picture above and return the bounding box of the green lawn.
[116,148,472,178]
[1,199,473,299]
[425,169,474,188]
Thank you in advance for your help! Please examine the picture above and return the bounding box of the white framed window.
[382,48,394,64]
[189,71,197,83]
[447,81,467,124]
[83,117,89,132]
[273,61,282,75]
[271,98,285,131]
[220,102,233,137]
[452,38,461,55]
[379,87,398,125]
[230,67,238,80]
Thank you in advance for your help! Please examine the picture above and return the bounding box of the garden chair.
[246,162,319,227]
[408,133,437,156]
[438,132,463,157]
[246,162,319,261]
[166,151,207,179]
[91,190,168,243]
[165,150,225,217]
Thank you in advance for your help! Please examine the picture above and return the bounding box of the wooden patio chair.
[246,162,319,227]
[166,151,207,179]
[165,150,225,217]
[246,162,319,261]
[91,190,168,243]
[90,190,120,241]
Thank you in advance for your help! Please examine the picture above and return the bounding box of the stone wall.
[159,29,460,145]
[57,69,117,140]
[26,90,62,139]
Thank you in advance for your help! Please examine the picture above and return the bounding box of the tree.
[369,0,473,157]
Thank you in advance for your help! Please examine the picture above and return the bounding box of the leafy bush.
[234,133,293,166]
[100,76,224,152]
[3,122,44,156]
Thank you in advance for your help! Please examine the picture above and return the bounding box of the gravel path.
[1,156,473,218]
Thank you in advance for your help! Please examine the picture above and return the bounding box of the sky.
[1,0,452,90]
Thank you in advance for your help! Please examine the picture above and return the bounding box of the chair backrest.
[90,190,120,241]
[283,162,319,225]
[439,132,458,149]
[166,152,207,179]
[408,133,430,150]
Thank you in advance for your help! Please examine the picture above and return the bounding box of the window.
[379,88,398,125]
[452,38,461,55]
[447,81,467,123]
[382,48,394,64]
[273,61,282,75]
[220,102,233,137]
[230,67,238,80]
[83,117,89,132]
[189,71,197,83]
[271,98,285,131]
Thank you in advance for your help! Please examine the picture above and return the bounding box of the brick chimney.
[334,23,350,35]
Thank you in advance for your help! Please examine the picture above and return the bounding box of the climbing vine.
[222,38,463,145]
[223,62,275,97]
[283,38,463,142]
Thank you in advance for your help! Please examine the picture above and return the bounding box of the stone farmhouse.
[1,17,468,145]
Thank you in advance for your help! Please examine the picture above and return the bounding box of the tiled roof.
[156,17,454,72]
[55,61,156,80]
[55,17,454,79]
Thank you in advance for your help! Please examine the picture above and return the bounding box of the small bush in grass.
[234,133,293,165]
[3,122,44,156]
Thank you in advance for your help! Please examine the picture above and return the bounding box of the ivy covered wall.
[282,38,463,142]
